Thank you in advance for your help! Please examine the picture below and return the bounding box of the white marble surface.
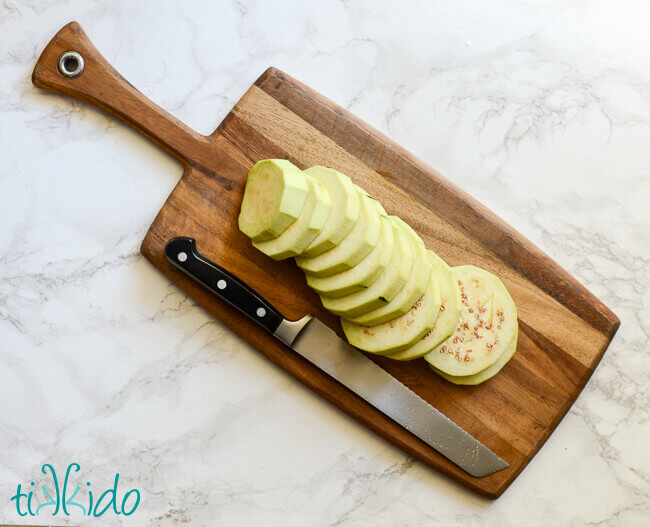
[1,0,648,524]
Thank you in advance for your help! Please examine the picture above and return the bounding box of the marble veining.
[1,0,648,525]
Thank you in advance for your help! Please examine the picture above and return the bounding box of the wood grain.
[32,22,620,499]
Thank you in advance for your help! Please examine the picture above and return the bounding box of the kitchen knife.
[164,237,508,477]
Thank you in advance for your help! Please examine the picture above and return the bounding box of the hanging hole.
[64,56,78,71]
[58,51,85,78]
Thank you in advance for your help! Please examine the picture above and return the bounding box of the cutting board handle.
[32,22,211,168]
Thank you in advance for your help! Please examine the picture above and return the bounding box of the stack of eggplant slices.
[239,160,518,385]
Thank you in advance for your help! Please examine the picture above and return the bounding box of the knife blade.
[165,237,508,477]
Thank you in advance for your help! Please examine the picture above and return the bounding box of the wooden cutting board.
[33,22,619,498]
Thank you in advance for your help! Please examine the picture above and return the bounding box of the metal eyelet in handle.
[57,51,85,78]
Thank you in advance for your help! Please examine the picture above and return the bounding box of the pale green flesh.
[295,192,381,277]
[345,217,431,326]
[341,270,441,355]
[430,326,518,385]
[353,185,386,215]
[240,161,519,383]
[319,217,414,318]
[253,177,331,260]
[424,265,518,376]
[301,166,360,257]
[238,159,309,242]
[388,251,461,361]
[307,215,394,298]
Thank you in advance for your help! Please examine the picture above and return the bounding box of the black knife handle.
[165,237,284,334]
